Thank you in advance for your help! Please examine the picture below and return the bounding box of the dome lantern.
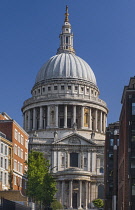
[57,6,75,54]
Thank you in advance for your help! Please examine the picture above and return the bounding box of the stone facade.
[22,6,108,209]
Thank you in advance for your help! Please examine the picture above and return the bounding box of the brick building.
[104,122,119,210]
[118,77,135,209]
[0,131,12,190]
[0,112,28,194]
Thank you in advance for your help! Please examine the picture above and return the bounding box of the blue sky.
[0,0,135,126]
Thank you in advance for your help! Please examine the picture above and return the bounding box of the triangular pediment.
[52,133,96,145]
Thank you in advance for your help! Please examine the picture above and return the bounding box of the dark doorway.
[73,192,77,209]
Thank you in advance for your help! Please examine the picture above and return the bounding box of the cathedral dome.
[35,52,97,86]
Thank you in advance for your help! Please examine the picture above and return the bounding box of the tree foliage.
[92,198,104,208]
[51,200,63,210]
[26,150,57,206]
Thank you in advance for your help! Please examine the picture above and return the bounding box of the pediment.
[52,133,96,145]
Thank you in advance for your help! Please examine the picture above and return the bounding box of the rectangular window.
[5,159,7,169]
[131,158,135,168]
[66,36,68,44]
[110,139,114,146]
[18,162,20,172]
[48,86,51,91]
[14,175,16,185]
[15,129,18,140]
[14,144,17,155]
[18,147,20,157]
[84,157,87,167]
[70,153,78,167]
[5,146,7,155]
[75,86,78,91]
[132,103,135,115]
[61,85,64,90]
[1,144,3,153]
[14,160,17,170]
[25,140,28,149]
[81,87,84,91]
[54,86,57,90]
[25,152,28,161]
[42,87,45,92]
[20,164,23,174]
[68,86,71,90]
[21,149,23,159]
[21,135,24,145]
[18,132,20,143]
[1,157,3,168]
[4,173,7,185]
[20,178,22,187]
[0,172,2,182]
[60,118,64,128]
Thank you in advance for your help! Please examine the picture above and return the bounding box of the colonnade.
[58,180,97,209]
[23,104,106,133]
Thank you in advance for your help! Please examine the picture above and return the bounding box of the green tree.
[92,198,104,208]
[51,200,63,210]
[26,150,57,207]
[42,172,57,208]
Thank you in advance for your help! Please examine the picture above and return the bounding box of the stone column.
[104,113,106,133]
[47,105,50,128]
[33,108,36,130]
[94,109,97,131]
[100,111,102,133]
[89,107,92,130]
[73,105,76,125]
[64,105,67,128]
[88,182,91,205]
[24,112,27,130]
[81,106,84,129]
[92,152,96,173]
[79,180,82,209]
[39,107,43,129]
[62,181,65,206]
[28,110,31,131]
[55,105,58,128]
[85,181,88,209]
[69,180,73,209]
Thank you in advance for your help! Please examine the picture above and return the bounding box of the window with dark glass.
[84,158,87,167]
[68,86,71,90]
[1,144,3,153]
[110,139,114,146]
[132,179,135,195]
[75,86,78,91]
[61,86,64,90]
[132,103,135,115]
[54,86,57,90]
[42,87,45,92]
[70,153,78,167]
[60,118,64,128]
[131,158,135,168]
[100,167,104,173]
[48,87,51,91]
[66,36,68,43]
[67,118,71,128]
